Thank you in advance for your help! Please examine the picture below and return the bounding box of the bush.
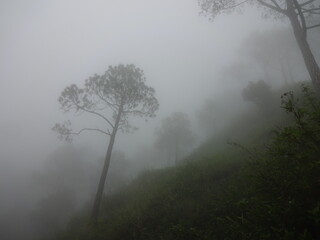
[220,85,320,240]
[242,80,275,116]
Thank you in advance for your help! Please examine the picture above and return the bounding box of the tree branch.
[299,0,315,7]
[73,101,115,129]
[123,109,149,115]
[257,0,287,14]
[221,0,250,10]
[94,90,119,112]
[270,0,285,11]
[301,7,320,14]
[306,23,320,29]
[71,128,111,136]
[293,0,308,38]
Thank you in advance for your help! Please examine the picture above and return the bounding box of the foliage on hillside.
[55,84,320,240]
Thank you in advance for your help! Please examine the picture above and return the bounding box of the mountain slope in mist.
[53,83,320,240]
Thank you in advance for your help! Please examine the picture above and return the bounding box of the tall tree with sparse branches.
[53,64,159,221]
[198,0,320,88]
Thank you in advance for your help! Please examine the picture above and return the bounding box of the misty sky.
[0,2,300,239]
[0,0,285,168]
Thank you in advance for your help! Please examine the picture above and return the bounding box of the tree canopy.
[53,64,159,142]
[53,63,159,220]
[198,0,320,88]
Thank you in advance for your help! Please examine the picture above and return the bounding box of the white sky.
[0,0,282,164]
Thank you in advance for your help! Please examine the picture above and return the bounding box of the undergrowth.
[55,85,320,240]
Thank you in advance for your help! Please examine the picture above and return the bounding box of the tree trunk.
[91,106,123,221]
[287,1,320,88]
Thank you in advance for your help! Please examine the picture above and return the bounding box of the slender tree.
[198,0,320,88]
[53,64,159,221]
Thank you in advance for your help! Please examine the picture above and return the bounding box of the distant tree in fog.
[240,29,303,85]
[220,61,250,87]
[242,80,274,115]
[53,64,159,221]
[198,0,320,88]
[196,95,247,137]
[197,99,219,135]
[154,112,195,164]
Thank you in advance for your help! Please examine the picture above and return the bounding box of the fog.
[0,0,317,239]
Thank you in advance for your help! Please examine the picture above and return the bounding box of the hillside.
[54,84,320,240]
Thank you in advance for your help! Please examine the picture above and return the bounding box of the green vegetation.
[55,84,320,240]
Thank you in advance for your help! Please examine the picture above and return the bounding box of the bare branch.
[299,0,315,7]
[221,0,250,10]
[73,101,115,129]
[52,122,111,143]
[257,0,287,14]
[301,7,320,14]
[306,23,320,29]
[70,128,111,136]
[270,0,285,11]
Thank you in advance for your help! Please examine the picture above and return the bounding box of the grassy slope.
[57,113,277,240]
[58,153,244,240]
[56,83,320,240]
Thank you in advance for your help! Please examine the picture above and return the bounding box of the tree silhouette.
[53,64,159,220]
[198,0,320,88]
[155,112,195,165]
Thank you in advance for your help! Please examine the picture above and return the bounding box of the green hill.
[55,84,320,240]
